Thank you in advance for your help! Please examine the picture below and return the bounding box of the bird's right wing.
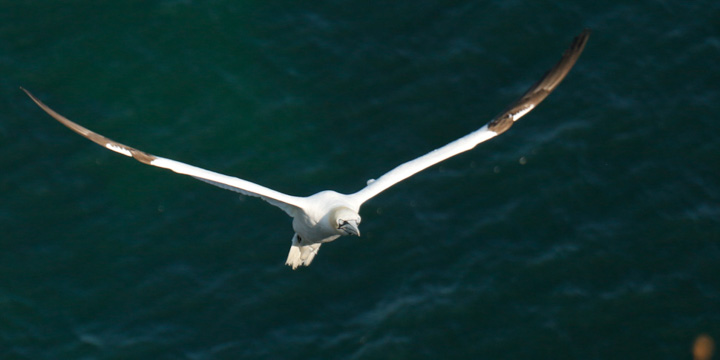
[349,30,590,205]
[22,88,307,217]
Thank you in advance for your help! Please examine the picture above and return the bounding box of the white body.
[286,191,361,268]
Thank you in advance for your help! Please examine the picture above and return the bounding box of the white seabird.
[22,30,589,269]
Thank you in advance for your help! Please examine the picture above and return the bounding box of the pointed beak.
[340,220,361,237]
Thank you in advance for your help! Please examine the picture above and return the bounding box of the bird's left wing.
[349,30,590,205]
[22,88,307,217]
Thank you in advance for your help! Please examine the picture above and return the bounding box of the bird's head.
[331,207,361,237]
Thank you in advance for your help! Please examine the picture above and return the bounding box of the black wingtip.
[573,29,591,50]
[19,87,40,104]
[486,29,590,134]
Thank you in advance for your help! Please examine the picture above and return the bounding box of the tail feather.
[285,234,322,270]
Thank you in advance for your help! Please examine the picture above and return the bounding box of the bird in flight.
[23,30,589,269]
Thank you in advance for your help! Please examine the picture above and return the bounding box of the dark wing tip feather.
[487,29,590,134]
[532,29,590,93]
[21,87,157,165]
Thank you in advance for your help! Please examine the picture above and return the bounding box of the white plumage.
[22,30,589,269]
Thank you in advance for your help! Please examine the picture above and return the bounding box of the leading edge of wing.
[22,88,307,215]
[349,29,590,205]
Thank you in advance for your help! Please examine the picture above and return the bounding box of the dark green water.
[2,1,719,359]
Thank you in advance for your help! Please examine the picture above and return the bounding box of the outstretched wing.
[349,29,590,205]
[22,88,307,217]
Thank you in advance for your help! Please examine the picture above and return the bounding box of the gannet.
[22,30,589,269]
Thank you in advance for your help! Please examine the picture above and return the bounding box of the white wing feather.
[21,88,307,216]
[349,29,590,205]
[23,30,589,216]
[349,125,498,204]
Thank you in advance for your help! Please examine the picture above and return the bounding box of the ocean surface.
[1,1,719,359]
